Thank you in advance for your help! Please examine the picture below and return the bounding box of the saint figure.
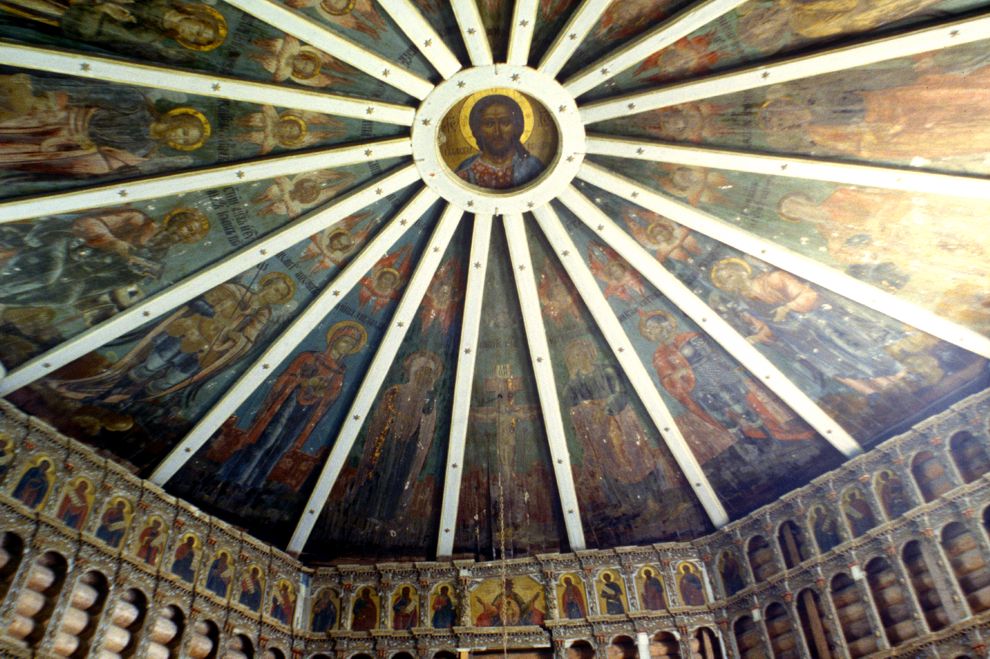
[170,535,197,582]
[599,573,625,615]
[351,587,378,631]
[238,566,264,611]
[456,95,544,190]
[218,321,367,489]
[312,589,338,632]
[560,577,586,619]
[95,499,129,547]
[431,586,456,628]
[56,479,91,530]
[392,586,417,630]
[136,518,166,565]
[640,569,665,610]
[678,564,705,606]
[12,458,53,509]
[205,551,232,598]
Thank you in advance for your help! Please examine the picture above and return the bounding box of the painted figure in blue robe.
[559,577,586,619]
[12,458,52,509]
[205,552,232,598]
[811,506,843,553]
[710,259,909,397]
[95,500,128,547]
[641,569,666,610]
[456,95,544,190]
[311,590,338,632]
[170,536,197,582]
[431,586,455,628]
[270,581,295,625]
[238,566,264,611]
[599,573,625,615]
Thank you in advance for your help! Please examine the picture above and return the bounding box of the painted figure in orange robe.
[218,321,367,489]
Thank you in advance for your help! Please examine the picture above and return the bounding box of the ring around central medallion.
[412,65,586,215]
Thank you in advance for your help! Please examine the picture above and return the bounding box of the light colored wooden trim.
[0,138,413,223]
[506,0,539,66]
[0,166,418,393]
[377,0,462,78]
[532,204,729,527]
[287,202,465,553]
[578,162,990,360]
[557,185,862,459]
[436,214,493,557]
[0,41,415,125]
[221,0,434,99]
[537,0,612,78]
[148,185,440,487]
[565,0,750,97]
[451,0,494,65]
[503,212,587,551]
[580,12,990,123]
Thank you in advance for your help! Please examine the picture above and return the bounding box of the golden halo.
[711,257,752,288]
[372,267,401,294]
[276,113,309,147]
[320,0,357,15]
[259,272,297,303]
[163,207,210,242]
[162,108,211,151]
[638,309,676,336]
[458,88,535,151]
[326,320,367,355]
[175,5,228,52]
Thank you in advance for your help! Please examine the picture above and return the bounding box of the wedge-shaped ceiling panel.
[453,226,568,559]
[556,200,846,518]
[592,39,990,176]
[526,223,714,544]
[588,156,990,338]
[579,0,990,100]
[301,220,470,562]
[164,201,439,547]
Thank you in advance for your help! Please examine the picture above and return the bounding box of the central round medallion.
[412,65,585,215]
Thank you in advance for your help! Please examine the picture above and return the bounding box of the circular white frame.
[411,65,586,215]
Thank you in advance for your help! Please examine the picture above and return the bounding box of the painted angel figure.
[300,211,372,273]
[250,36,351,88]
[588,242,646,303]
[359,246,413,314]
[237,106,344,155]
[282,0,386,38]
[624,208,701,264]
[253,170,355,217]
[596,0,672,41]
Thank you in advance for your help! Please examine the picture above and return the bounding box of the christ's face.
[477,103,520,158]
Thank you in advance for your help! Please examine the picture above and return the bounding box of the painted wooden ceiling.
[0,0,988,565]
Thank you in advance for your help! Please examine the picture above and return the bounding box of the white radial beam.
[376,0,462,78]
[451,0,493,66]
[288,202,465,553]
[0,166,422,397]
[536,0,612,78]
[579,162,990,360]
[564,0,750,97]
[0,41,415,126]
[503,213,586,551]
[532,205,729,527]
[150,186,442,486]
[585,136,990,200]
[557,185,863,459]
[222,0,434,99]
[580,12,990,123]
[506,0,539,66]
[0,138,412,223]
[436,214,493,558]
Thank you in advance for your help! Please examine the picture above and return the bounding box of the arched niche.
[865,556,919,647]
[777,520,812,568]
[795,588,836,659]
[942,521,990,613]
[693,628,723,659]
[434,651,458,659]
[262,649,286,659]
[146,604,186,659]
[718,550,747,597]
[830,573,878,658]
[747,535,779,582]
[764,602,801,659]
[950,431,990,483]
[911,450,955,502]
[841,486,877,538]
[567,640,595,659]
[732,616,763,659]
[651,631,679,659]
[8,550,69,649]
[901,540,949,632]
[608,634,637,659]
[52,569,110,657]
[226,633,255,659]
[100,587,148,658]
[188,618,220,659]
[0,531,24,603]
[392,652,415,659]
